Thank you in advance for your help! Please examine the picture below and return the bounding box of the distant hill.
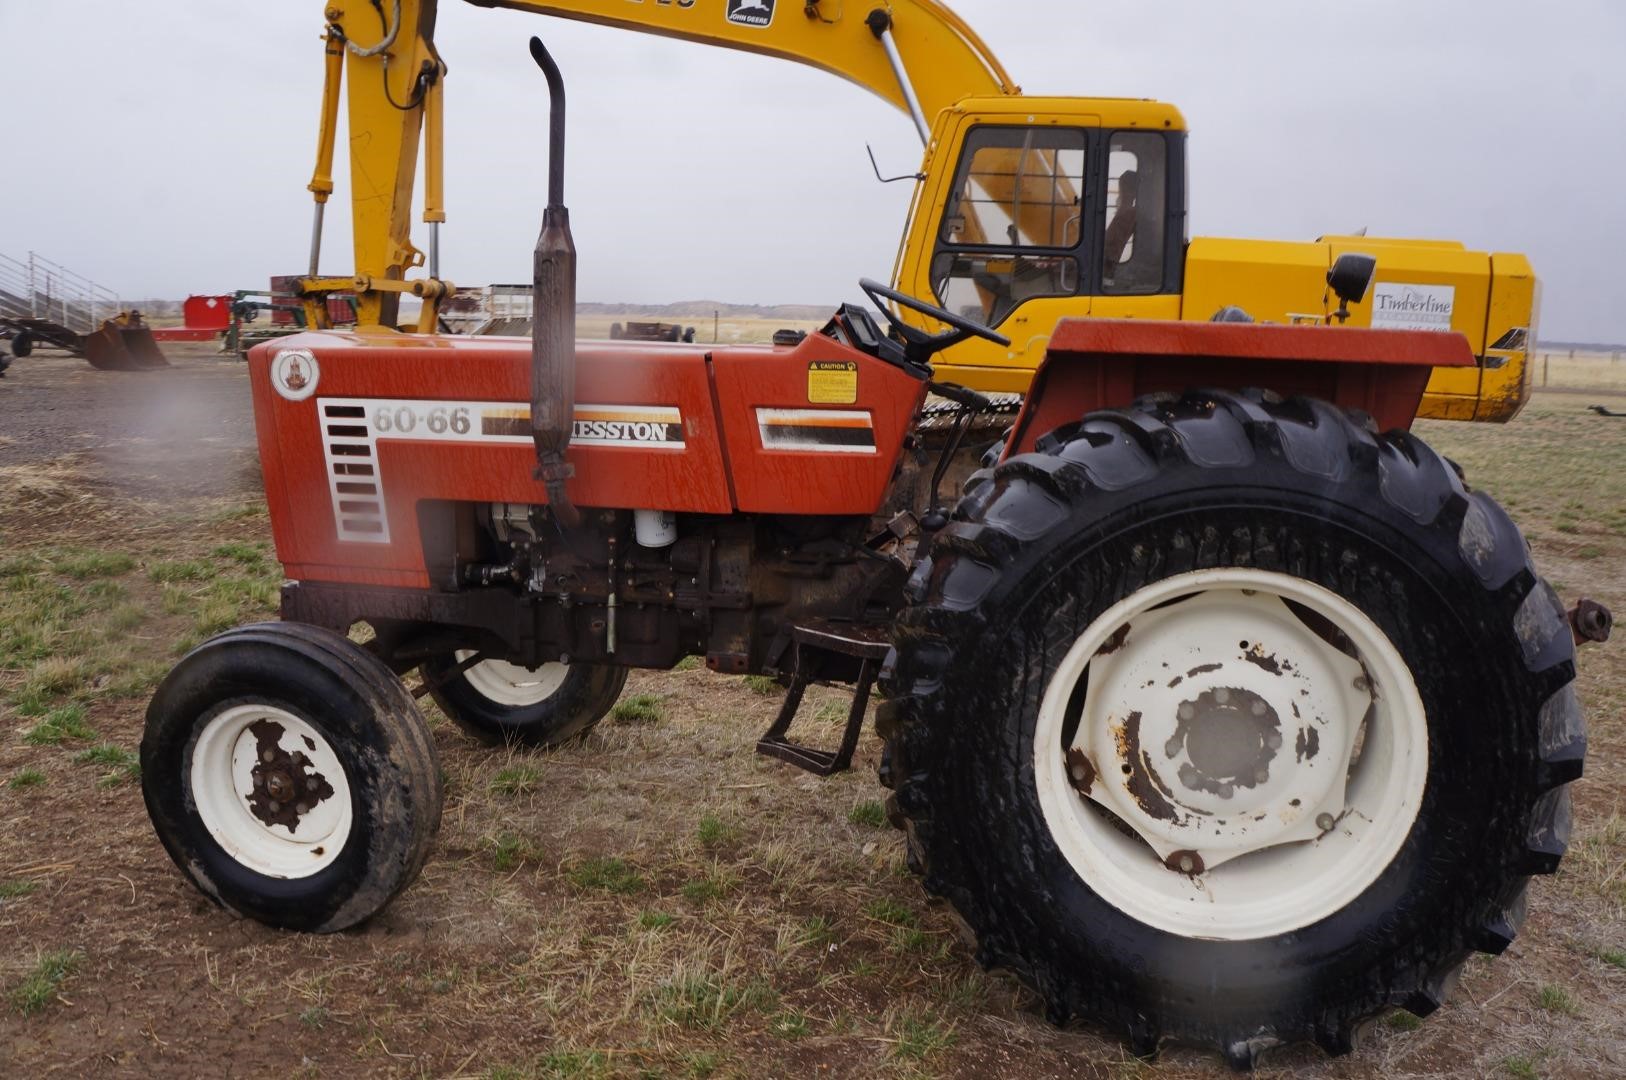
[577,300,833,321]
[1539,340,1626,353]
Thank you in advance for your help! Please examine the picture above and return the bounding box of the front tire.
[142,622,443,933]
[422,652,627,747]
[881,390,1582,1065]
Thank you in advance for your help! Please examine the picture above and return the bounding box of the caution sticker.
[807,360,858,404]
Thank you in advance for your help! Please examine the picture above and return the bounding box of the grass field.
[0,348,1623,1077]
[1530,350,1626,394]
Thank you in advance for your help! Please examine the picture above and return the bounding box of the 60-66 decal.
[329,399,686,449]
[370,403,473,436]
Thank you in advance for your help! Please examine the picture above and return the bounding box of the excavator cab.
[899,98,1189,393]
[897,97,1534,421]
[922,116,1184,331]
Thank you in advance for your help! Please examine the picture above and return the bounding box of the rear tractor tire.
[881,390,1583,1066]
[421,651,628,747]
[142,622,443,933]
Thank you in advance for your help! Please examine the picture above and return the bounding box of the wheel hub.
[262,769,295,803]
[1035,568,1429,939]
[1171,686,1280,796]
[1071,587,1370,870]
[190,705,352,879]
[243,718,337,833]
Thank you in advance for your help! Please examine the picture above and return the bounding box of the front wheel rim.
[189,703,353,879]
[1033,567,1429,940]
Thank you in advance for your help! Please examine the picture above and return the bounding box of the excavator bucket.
[83,319,171,371]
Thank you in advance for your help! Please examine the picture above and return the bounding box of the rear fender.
[1005,319,1475,457]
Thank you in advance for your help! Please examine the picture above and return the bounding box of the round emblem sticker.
[271,349,320,401]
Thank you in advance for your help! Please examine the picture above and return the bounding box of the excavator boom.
[305,0,1018,331]
[468,0,1017,124]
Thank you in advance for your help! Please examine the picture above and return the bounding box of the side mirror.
[1327,252,1376,324]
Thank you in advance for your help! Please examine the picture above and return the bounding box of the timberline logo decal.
[1370,283,1456,332]
[726,0,775,28]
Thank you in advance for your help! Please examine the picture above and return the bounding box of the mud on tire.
[143,622,443,933]
[879,390,1583,1066]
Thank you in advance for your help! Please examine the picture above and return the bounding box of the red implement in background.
[270,275,357,327]
[151,294,234,342]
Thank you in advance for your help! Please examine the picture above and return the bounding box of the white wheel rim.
[1033,568,1428,940]
[455,650,569,707]
[190,704,352,879]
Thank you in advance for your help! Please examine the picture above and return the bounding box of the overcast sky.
[3,1,1623,342]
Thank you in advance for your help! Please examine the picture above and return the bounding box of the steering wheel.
[859,278,1010,365]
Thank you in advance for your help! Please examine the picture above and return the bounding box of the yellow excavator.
[300,0,1534,422]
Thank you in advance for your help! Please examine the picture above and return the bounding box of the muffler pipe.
[528,36,580,528]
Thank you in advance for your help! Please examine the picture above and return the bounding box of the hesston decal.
[482,406,686,448]
[573,418,684,444]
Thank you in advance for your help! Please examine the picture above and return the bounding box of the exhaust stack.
[527,36,579,527]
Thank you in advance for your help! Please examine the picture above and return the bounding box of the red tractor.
[141,39,1593,1066]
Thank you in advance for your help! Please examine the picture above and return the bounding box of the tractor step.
[755,620,891,776]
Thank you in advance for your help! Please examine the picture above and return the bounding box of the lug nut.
[1064,748,1096,795]
[1164,849,1205,876]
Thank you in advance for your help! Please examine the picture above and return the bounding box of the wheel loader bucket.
[83,320,171,370]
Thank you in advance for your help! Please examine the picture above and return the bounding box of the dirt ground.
[1,343,1623,1079]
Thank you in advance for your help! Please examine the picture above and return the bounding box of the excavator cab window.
[929,125,1088,327]
[1101,132,1167,295]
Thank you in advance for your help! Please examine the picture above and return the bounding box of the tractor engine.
[340,500,908,676]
